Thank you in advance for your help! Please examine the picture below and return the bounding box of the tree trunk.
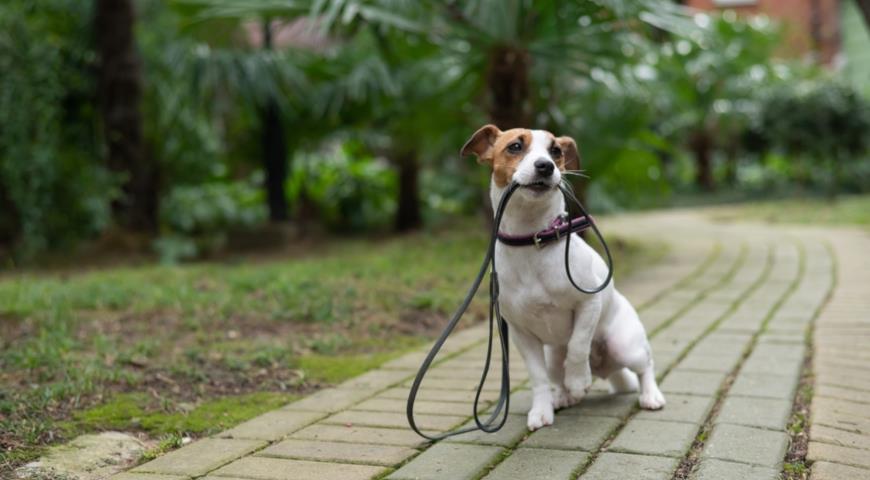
[94,0,156,232]
[690,131,715,191]
[724,140,739,186]
[487,46,530,129]
[261,100,289,222]
[395,150,422,232]
[261,19,289,222]
[857,0,870,30]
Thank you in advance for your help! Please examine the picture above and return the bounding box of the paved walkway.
[113,210,870,480]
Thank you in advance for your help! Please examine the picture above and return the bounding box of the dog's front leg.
[511,326,554,431]
[564,296,601,401]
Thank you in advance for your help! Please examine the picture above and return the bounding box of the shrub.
[288,143,397,231]
[155,180,267,263]
[749,81,870,192]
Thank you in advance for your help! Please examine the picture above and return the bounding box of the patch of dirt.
[0,311,30,348]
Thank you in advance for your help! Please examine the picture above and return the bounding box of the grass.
[707,193,870,227]
[0,218,664,472]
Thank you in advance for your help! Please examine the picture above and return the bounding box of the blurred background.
[1,0,870,474]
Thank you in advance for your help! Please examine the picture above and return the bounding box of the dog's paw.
[639,388,666,410]
[551,387,577,410]
[564,374,591,402]
[526,403,555,431]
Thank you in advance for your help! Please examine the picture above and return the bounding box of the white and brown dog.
[462,125,666,431]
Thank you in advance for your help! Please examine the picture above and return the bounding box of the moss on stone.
[70,391,297,437]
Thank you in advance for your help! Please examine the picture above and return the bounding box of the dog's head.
[461,125,579,198]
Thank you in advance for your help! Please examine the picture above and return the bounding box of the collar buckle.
[533,232,544,249]
[554,213,569,241]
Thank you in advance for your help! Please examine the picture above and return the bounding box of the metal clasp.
[533,232,543,249]
[554,212,569,241]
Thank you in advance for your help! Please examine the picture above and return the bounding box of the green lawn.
[707,194,870,227]
[0,219,663,471]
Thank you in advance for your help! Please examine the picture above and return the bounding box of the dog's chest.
[496,245,577,342]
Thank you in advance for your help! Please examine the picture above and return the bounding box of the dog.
[462,124,666,431]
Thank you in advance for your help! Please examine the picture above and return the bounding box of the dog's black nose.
[534,159,555,177]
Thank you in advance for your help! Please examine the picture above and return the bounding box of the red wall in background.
[685,0,841,64]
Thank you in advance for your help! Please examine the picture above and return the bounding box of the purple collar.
[497,214,594,248]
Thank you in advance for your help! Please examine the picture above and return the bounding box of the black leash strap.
[406,181,614,440]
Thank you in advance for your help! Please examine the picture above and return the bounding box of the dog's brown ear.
[556,136,580,171]
[461,124,501,164]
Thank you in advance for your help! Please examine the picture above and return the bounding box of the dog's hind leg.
[607,368,639,394]
[604,295,666,410]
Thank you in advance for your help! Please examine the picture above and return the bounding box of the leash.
[406,180,614,440]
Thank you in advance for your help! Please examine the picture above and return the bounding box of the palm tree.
[180,0,695,222]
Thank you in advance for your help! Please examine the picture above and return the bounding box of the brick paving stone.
[659,370,727,396]
[482,448,587,480]
[652,349,682,370]
[211,456,385,480]
[677,352,742,373]
[757,331,804,344]
[445,414,529,447]
[112,475,188,480]
[702,424,788,467]
[355,397,467,416]
[808,441,870,469]
[380,351,429,370]
[813,408,870,433]
[325,409,466,431]
[716,396,792,430]
[812,396,870,420]
[740,350,804,378]
[290,424,425,447]
[816,374,870,394]
[507,389,532,414]
[219,410,324,441]
[402,377,502,392]
[379,386,499,404]
[635,394,715,424]
[132,438,266,477]
[651,337,693,354]
[282,387,376,413]
[257,438,416,466]
[728,372,798,399]
[810,424,870,451]
[691,458,779,480]
[387,443,503,480]
[608,419,698,457]
[810,460,870,479]
[522,416,621,451]
[559,393,637,418]
[581,452,678,480]
[815,384,870,404]
[341,369,414,389]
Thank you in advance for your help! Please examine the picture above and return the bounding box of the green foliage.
[0,0,114,260]
[288,144,397,230]
[155,179,267,262]
[745,80,870,193]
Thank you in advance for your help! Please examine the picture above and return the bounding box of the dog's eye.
[549,146,563,158]
[507,142,523,153]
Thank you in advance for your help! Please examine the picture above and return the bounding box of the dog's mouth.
[521,181,555,193]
